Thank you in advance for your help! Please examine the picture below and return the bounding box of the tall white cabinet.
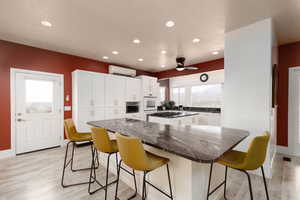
[73,70,143,132]
[72,70,105,132]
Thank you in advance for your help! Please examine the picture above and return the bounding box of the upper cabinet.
[74,70,105,108]
[105,75,126,107]
[139,75,159,97]
[126,78,141,101]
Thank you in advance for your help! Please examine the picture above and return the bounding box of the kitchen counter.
[148,111,199,119]
[88,119,248,200]
[88,118,248,162]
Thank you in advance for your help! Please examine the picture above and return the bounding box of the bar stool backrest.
[116,133,150,171]
[244,131,270,170]
[91,128,115,153]
[64,119,79,141]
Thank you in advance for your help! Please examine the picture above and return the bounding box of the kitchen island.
[88,119,249,200]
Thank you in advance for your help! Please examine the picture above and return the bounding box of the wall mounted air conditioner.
[109,65,136,77]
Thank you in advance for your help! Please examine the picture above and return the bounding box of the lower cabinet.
[104,107,125,120]
[125,113,142,120]
[76,107,105,132]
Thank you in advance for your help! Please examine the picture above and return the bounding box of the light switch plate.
[64,106,72,111]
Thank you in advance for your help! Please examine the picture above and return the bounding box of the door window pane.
[191,84,222,107]
[25,79,54,113]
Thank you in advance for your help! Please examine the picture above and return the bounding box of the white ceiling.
[0,0,300,72]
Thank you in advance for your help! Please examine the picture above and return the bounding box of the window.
[25,79,54,113]
[171,87,185,106]
[191,84,222,107]
[160,87,166,102]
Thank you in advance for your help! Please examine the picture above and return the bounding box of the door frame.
[10,68,64,155]
[288,66,300,156]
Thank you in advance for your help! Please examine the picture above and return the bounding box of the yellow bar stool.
[207,131,270,200]
[114,133,173,200]
[61,119,99,187]
[88,128,119,200]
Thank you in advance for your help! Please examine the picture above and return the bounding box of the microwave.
[144,97,157,111]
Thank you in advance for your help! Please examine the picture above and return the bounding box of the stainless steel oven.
[144,97,157,111]
[126,102,139,113]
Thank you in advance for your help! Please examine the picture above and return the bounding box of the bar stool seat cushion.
[218,150,247,170]
[145,151,169,171]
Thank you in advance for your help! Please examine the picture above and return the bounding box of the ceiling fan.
[176,57,198,71]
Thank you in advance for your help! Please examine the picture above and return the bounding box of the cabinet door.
[143,78,150,97]
[77,108,94,132]
[93,74,105,107]
[77,72,93,108]
[197,114,210,125]
[105,107,125,120]
[126,78,141,101]
[105,76,125,107]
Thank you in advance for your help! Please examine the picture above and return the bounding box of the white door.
[289,67,300,156]
[14,70,63,154]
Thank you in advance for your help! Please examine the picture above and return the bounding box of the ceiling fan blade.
[185,66,198,70]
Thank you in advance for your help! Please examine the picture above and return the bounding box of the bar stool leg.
[142,171,146,200]
[166,164,173,200]
[61,141,71,187]
[243,170,254,200]
[224,166,228,199]
[114,160,122,200]
[128,169,138,200]
[207,162,213,200]
[261,166,270,200]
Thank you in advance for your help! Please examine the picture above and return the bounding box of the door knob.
[17,119,26,122]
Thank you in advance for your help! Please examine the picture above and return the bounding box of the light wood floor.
[0,145,299,200]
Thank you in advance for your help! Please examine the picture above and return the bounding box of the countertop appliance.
[126,102,139,113]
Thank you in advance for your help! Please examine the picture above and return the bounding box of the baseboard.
[277,145,291,156]
[0,149,15,159]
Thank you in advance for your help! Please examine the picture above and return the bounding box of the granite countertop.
[87,119,249,163]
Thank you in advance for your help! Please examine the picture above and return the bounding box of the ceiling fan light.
[176,66,185,71]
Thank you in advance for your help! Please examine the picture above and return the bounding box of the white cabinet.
[126,78,141,101]
[73,70,144,132]
[105,107,125,120]
[72,70,105,132]
[125,113,142,120]
[139,75,158,97]
[105,75,126,107]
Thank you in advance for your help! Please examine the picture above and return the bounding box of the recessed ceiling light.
[112,51,119,55]
[103,56,109,60]
[193,38,201,43]
[161,65,166,68]
[138,58,144,62]
[165,20,175,28]
[133,39,141,44]
[161,50,167,54]
[212,51,219,55]
[41,20,52,27]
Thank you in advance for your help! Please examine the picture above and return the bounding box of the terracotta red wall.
[0,39,153,151]
[154,59,224,79]
[277,42,300,146]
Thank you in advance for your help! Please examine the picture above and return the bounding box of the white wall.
[169,70,224,88]
[169,70,224,107]
[223,18,276,177]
